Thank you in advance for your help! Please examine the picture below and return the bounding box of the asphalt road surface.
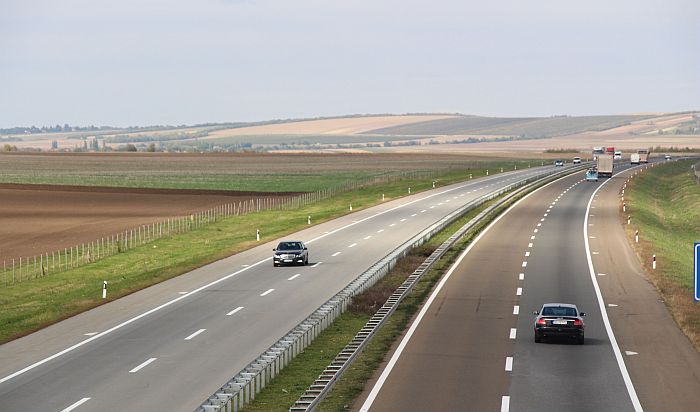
[358,162,700,412]
[0,166,557,412]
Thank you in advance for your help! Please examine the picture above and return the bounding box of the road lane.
[359,166,639,412]
[589,165,700,411]
[0,167,556,411]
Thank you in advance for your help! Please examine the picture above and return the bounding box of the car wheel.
[304,257,308,265]
[577,335,585,345]
[535,333,542,343]
[273,262,278,267]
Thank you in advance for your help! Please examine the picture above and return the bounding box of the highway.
[0,166,556,412]
[358,162,700,412]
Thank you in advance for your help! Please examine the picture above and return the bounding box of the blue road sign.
[695,243,700,301]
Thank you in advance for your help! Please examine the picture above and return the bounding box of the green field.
[626,159,700,349]
[0,153,534,192]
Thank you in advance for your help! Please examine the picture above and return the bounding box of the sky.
[1,0,698,127]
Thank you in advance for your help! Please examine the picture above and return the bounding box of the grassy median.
[624,159,700,349]
[0,165,529,344]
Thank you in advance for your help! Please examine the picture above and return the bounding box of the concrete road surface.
[0,166,556,412]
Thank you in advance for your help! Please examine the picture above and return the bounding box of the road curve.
[357,165,650,412]
[0,166,557,412]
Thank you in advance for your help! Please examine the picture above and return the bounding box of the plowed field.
[0,184,291,262]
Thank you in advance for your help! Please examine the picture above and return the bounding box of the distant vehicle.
[554,160,564,167]
[664,154,672,160]
[630,153,641,165]
[534,303,586,344]
[614,151,622,160]
[638,149,650,163]
[592,147,605,160]
[596,154,613,177]
[572,157,582,164]
[585,168,598,182]
[273,241,308,267]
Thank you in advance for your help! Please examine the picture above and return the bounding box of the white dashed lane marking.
[184,329,206,341]
[311,262,322,268]
[331,252,341,257]
[348,243,357,248]
[226,306,244,316]
[288,274,301,281]
[129,357,157,373]
[509,328,517,339]
[516,287,523,296]
[513,305,520,315]
[61,398,91,412]
[364,235,372,240]
[260,289,274,297]
[505,357,514,372]
[519,273,524,280]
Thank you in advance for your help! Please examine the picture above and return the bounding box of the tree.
[147,143,156,152]
[125,144,137,152]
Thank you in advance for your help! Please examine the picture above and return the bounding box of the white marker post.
[349,203,352,211]
[500,167,504,173]
[307,216,311,225]
[408,187,411,194]
[623,203,626,212]
[652,254,657,270]
[486,169,489,176]
[382,193,385,201]
[627,215,631,225]
[469,174,472,179]
[635,230,639,243]
[102,281,107,299]
[432,181,435,188]
[256,229,260,241]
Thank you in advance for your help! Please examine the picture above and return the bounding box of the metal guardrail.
[195,165,586,412]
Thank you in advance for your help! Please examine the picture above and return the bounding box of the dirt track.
[0,185,291,262]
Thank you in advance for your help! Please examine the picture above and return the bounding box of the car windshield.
[542,306,577,317]
[278,242,302,251]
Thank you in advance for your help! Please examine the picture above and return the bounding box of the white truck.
[630,153,641,165]
[597,154,614,177]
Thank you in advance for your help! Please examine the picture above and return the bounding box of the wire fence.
[1,169,440,287]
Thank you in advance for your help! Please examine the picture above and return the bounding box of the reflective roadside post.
[102,281,107,299]
[694,243,699,301]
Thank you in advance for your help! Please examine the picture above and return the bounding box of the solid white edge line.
[260,288,275,297]
[358,173,566,412]
[226,306,244,316]
[184,328,206,341]
[501,395,510,412]
[61,397,91,412]
[129,357,157,373]
[0,170,545,385]
[583,168,643,411]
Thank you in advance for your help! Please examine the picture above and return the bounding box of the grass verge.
[240,182,530,411]
[0,165,526,344]
[624,159,700,349]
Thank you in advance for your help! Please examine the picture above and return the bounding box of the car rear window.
[542,307,577,317]
[278,242,302,250]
